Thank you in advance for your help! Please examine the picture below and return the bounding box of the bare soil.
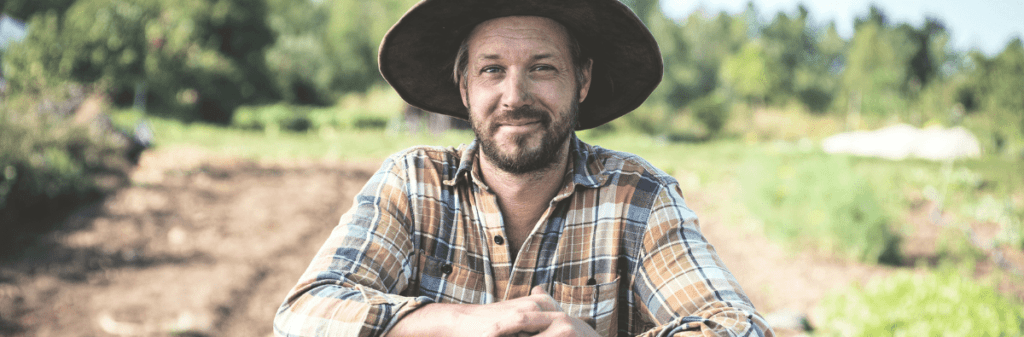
[0,147,1020,336]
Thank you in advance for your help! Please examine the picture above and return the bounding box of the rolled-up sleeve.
[274,158,431,337]
[634,183,773,337]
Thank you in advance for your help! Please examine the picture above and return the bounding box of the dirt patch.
[0,148,379,336]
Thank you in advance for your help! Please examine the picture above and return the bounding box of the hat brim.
[378,0,663,130]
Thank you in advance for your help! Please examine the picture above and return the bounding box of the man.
[274,0,772,336]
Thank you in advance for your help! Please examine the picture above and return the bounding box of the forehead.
[465,16,573,60]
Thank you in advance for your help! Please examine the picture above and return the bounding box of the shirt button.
[586,278,597,285]
[494,235,505,245]
[441,263,453,275]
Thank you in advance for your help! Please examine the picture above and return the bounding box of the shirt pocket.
[550,277,619,336]
[417,254,488,304]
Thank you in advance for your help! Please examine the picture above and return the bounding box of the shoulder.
[587,144,678,189]
[380,144,466,181]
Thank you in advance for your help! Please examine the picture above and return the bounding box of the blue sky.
[661,0,1024,56]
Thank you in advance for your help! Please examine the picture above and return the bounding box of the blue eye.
[482,66,502,73]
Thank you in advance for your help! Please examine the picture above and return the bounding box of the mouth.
[499,119,542,127]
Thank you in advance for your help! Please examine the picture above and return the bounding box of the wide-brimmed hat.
[378,0,663,130]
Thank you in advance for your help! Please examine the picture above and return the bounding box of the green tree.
[721,40,781,104]
[263,0,335,105]
[1,0,77,21]
[839,6,916,118]
[972,39,1024,135]
[2,0,277,123]
[323,0,418,93]
[759,6,812,103]
[794,22,845,112]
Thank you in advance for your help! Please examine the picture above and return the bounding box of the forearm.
[636,302,771,337]
[384,302,463,337]
[274,281,431,337]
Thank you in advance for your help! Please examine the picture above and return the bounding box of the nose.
[500,70,533,109]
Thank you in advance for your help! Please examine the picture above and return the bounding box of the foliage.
[2,0,277,124]
[0,86,130,255]
[261,0,418,105]
[741,153,901,263]
[720,41,781,104]
[818,266,1024,336]
[689,91,731,136]
[231,86,405,134]
[964,39,1024,139]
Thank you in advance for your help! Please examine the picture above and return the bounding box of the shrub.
[0,89,130,255]
[690,92,731,137]
[741,153,901,263]
[818,267,1024,336]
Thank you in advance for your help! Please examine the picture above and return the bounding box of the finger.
[491,311,557,336]
[528,287,560,312]
[532,315,597,337]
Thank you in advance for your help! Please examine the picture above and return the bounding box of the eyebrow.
[478,53,556,61]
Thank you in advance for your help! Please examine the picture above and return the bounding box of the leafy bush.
[2,0,277,124]
[232,104,392,135]
[741,153,901,263]
[818,267,1024,336]
[690,92,731,137]
[0,89,130,255]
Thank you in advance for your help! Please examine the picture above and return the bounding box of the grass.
[112,109,475,162]
[818,264,1024,336]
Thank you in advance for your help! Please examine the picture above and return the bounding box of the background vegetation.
[2,0,1022,335]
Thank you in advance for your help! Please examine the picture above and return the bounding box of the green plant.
[819,267,1024,336]
[741,153,901,263]
[0,90,130,255]
[690,92,731,137]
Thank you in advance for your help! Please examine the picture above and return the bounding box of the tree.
[2,0,278,123]
[721,41,781,105]
[839,6,916,118]
[977,39,1024,133]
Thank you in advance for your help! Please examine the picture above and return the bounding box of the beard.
[469,99,578,175]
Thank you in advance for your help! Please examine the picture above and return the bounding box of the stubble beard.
[470,98,578,175]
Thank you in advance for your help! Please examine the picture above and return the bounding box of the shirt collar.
[443,133,606,189]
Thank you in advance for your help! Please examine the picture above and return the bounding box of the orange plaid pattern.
[274,135,772,337]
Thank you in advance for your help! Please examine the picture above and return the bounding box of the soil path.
[2,147,1006,336]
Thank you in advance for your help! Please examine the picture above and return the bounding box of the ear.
[578,59,593,102]
[459,78,469,108]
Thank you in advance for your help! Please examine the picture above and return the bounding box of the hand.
[387,286,600,337]
[477,286,600,337]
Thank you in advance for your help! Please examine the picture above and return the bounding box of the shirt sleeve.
[273,158,432,337]
[632,183,774,337]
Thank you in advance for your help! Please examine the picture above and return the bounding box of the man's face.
[459,16,591,174]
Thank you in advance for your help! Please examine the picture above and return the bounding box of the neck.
[478,139,571,201]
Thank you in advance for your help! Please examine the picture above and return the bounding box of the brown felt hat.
[378,0,663,130]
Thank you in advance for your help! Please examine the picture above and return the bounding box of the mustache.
[492,106,551,127]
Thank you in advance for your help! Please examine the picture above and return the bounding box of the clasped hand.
[449,286,600,337]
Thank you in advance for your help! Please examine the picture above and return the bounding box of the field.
[1,105,1022,336]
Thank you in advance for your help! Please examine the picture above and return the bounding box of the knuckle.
[509,312,530,326]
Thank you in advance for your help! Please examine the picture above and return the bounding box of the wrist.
[387,303,469,337]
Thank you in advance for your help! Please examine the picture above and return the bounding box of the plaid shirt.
[274,134,772,337]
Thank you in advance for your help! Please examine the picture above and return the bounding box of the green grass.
[113,109,475,162]
[818,265,1024,337]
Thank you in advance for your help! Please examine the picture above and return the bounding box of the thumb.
[530,285,548,296]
